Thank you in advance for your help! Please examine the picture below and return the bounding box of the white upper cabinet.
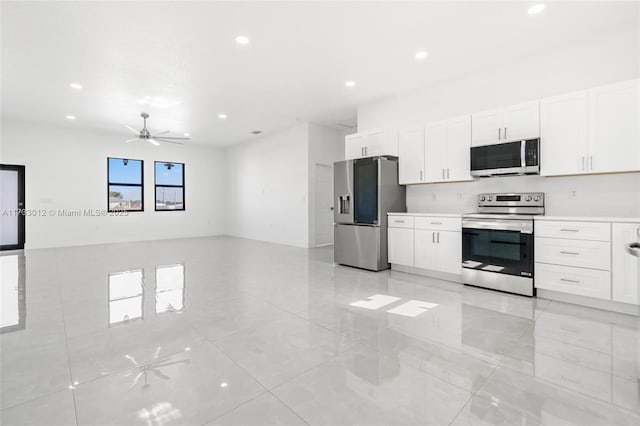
[471,109,503,146]
[587,79,640,174]
[444,115,472,182]
[398,126,425,184]
[424,121,447,182]
[423,116,472,183]
[345,129,398,160]
[345,133,366,159]
[472,101,540,146]
[503,101,541,142]
[540,79,640,176]
[540,90,588,176]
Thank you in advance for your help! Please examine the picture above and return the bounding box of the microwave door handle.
[521,140,526,168]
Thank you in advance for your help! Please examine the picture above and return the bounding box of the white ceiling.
[1,1,638,147]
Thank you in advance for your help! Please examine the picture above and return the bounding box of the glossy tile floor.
[1,236,639,426]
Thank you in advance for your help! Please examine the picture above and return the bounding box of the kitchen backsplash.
[407,172,640,217]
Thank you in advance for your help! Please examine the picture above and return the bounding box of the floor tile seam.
[446,390,474,426]
[260,344,356,393]
[54,247,80,426]
[266,390,311,426]
[529,332,618,357]
[355,338,480,396]
[206,339,272,392]
[289,311,340,334]
[0,387,72,413]
[483,364,640,419]
[196,310,300,345]
[198,390,272,426]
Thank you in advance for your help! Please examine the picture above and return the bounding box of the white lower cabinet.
[535,219,640,307]
[612,222,640,305]
[388,214,461,276]
[388,226,414,267]
[535,263,611,300]
[435,231,462,275]
[414,230,438,270]
[535,219,612,301]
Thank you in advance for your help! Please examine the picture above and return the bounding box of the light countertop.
[387,212,462,218]
[535,216,640,223]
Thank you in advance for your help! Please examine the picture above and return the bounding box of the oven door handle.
[462,219,533,234]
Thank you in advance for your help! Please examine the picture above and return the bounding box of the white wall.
[225,123,310,248]
[357,25,640,218]
[307,123,346,247]
[0,120,227,249]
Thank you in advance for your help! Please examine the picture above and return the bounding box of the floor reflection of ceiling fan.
[124,112,189,146]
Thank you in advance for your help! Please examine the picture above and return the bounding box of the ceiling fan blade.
[152,136,190,140]
[125,125,140,135]
[147,139,160,146]
[125,138,139,143]
[152,130,171,136]
[155,138,184,145]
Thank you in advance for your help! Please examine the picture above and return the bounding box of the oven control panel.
[477,192,544,207]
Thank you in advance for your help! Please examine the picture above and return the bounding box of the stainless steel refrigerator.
[334,156,406,271]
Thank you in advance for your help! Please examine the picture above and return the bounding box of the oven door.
[462,219,534,278]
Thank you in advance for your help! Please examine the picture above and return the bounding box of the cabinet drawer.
[388,215,414,228]
[535,220,610,241]
[535,238,610,270]
[414,216,461,231]
[535,263,611,300]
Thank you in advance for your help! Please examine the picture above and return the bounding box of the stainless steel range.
[462,192,545,297]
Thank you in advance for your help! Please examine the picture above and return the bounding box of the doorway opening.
[1,165,25,250]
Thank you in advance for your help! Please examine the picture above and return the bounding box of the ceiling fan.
[124,112,189,146]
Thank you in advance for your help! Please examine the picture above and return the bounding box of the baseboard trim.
[537,289,640,316]
[391,264,462,284]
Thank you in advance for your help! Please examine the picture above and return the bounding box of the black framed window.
[155,162,185,211]
[107,158,143,212]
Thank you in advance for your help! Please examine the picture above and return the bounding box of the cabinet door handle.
[447,168,450,179]
[431,221,443,225]
[560,278,580,284]
[395,220,405,223]
[361,147,364,156]
[560,229,580,232]
[437,232,440,244]
[498,128,502,140]
[581,156,585,170]
[504,127,507,140]
[432,232,435,243]
[560,251,580,255]
[590,155,593,170]
[442,169,445,179]
[420,170,423,181]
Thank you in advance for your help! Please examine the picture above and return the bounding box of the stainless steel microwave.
[470,139,540,177]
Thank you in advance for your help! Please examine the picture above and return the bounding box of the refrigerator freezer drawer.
[334,224,387,271]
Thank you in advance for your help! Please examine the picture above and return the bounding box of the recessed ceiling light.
[69,82,83,90]
[527,4,545,15]
[220,382,228,388]
[345,80,356,88]
[218,113,227,119]
[183,133,190,137]
[65,115,76,120]
[415,51,428,60]
[235,35,250,45]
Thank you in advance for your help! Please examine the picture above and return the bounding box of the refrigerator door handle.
[626,242,640,258]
